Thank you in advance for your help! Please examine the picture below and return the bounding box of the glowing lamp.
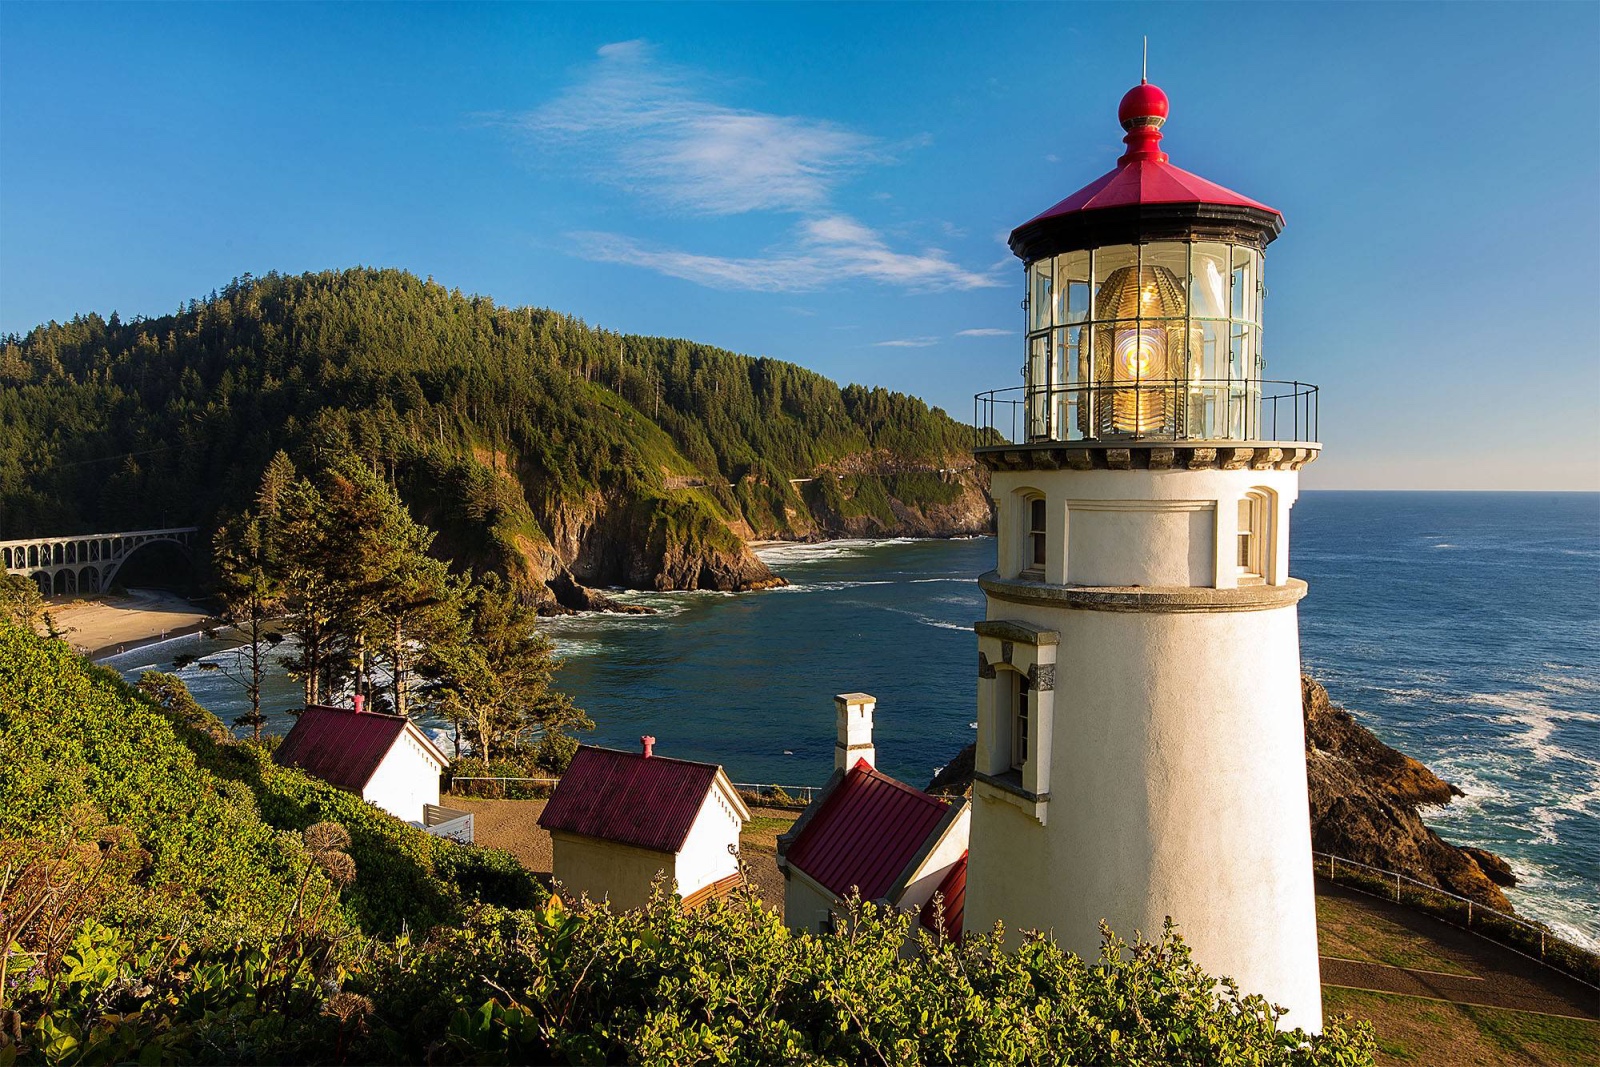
[1092,264,1186,435]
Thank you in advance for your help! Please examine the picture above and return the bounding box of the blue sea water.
[104,491,1599,947]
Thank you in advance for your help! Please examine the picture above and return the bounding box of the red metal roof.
[274,704,420,792]
[785,760,952,902]
[920,850,967,941]
[539,745,725,854]
[1016,81,1279,231]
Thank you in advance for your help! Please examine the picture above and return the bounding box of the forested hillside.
[0,269,991,607]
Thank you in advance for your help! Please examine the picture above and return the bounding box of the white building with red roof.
[778,694,970,940]
[538,737,750,911]
[273,695,449,823]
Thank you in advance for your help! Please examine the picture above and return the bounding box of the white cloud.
[874,337,940,348]
[518,40,877,216]
[511,41,1001,293]
[571,213,999,293]
[956,327,1013,337]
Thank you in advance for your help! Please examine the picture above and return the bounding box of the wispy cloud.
[509,41,1001,293]
[571,214,997,293]
[956,327,1013,337]
[874,337,940,348]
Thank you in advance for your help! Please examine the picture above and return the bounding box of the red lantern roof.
[1010,81,1282,260]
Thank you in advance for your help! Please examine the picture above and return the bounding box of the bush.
[6,886,1376,1065]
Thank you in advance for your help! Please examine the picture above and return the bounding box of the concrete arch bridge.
[1,527,200,596]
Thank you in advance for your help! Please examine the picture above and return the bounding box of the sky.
[2,2,1597,491]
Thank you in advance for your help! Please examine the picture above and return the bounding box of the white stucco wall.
[362,729,442,823]
[992,468,1299,590]
[783,865,841,935]
[550,830,675,911]
[674,785,745,898]
[894,804,971,914]
[968,464,1323,1032]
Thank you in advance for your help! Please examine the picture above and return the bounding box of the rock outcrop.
[926,675,1518,912]
[1303,675,1512,910]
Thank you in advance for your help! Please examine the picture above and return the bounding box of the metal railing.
[732,782,820,808]
[1315,851,1599,994]
[973,378,1318,449]
[447,775,561,800]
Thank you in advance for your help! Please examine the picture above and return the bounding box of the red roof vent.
[1117,81,1169,163]
[641,735,656,758]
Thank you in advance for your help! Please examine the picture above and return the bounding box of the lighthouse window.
[1028,497,1047,571]
[1237,491,1269,581]
[1012,676,1031,770]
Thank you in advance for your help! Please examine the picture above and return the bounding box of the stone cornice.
[979,571,1308,614]
[976,442,1319,473]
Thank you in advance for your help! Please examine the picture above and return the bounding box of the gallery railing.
[973,378,1318,448]
[1315,851,1600,995]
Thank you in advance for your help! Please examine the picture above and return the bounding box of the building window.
[1237,491,1269,582]
[1027,497,1047,573]
[1011,675,1031,770]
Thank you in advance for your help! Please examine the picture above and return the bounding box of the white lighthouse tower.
[963,79,1324,1029]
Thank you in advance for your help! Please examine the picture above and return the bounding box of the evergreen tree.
[424,574,590,768]
[199,503,285,740]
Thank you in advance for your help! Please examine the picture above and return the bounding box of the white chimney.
[834,692,876,772]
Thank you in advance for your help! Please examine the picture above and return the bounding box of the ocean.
[103,491,1599,948]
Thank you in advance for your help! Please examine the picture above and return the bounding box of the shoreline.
[44,590,220,663]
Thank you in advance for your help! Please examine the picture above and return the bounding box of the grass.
[1317,892,1478,976]
[1325,987,1600,1067]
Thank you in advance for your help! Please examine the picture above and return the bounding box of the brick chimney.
[353,693,365,715]
[834,693,876,772]
[641,735,656,758]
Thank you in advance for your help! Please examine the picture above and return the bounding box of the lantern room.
[982,80,1315,446]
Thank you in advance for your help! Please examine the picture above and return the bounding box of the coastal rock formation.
[927,675,1518,912]
[1302,675,1513,910]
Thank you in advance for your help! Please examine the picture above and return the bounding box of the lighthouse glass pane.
[1059,251,1090,323]
[1028,335,1050,439]
[1030,258,1053,332]
[1191,243,1231,320]
[1231,246,1259,324]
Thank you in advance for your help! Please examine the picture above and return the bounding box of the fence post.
[1394,870,1401,902]
[1329,854,1335,880]
[1541,931,1546,958]
[1467,900,1472,927]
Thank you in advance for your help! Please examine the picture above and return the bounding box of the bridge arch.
[1,527,200,597]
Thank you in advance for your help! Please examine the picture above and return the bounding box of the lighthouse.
[963,78,1324,1029]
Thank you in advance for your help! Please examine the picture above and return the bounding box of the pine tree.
[423,574,590,769]
[203,501,285,740]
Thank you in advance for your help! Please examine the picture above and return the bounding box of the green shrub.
[8,887,1375,1065]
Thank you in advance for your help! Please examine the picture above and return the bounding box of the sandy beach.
[48,589,218,660]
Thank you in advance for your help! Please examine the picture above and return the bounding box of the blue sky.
[3,2,1596,490]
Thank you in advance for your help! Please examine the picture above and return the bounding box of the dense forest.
[0,269,992,607]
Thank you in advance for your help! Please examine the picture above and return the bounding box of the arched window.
[1012,673,1032,771]
[1023,494,1047,578]
[1237,489,1273,583]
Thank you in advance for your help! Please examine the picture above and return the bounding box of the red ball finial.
[1117,81,1169,165]
[1118,82,1169,131]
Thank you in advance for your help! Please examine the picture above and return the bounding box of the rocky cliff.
[1302,675,1513,910]
[927,674,1517,911]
